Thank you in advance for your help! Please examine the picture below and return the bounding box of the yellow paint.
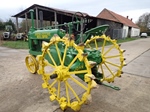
[35,36,95,111]
[27,34,125,111]
[25,55,38,74]
[35,32,50,38]
[85,35,125,83]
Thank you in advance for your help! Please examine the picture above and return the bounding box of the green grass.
[116,37,140,43]
[0,37,140,49]
[0,40,29,49]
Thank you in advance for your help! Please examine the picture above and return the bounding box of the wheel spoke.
[44,59,55,68]
[102,38,106,54]
[87,44,92,49]
[49,80,57,88]
[65,81,80,102]
[70,76,87,90]
[47,50,57,66]
[68,70,88,75]
[55,43,62,65]
[94,39,98,50]
[104,63,115,76]
[105,54,121,59]
[105,61,120,68]
[57,80,60,99]
[100,64,105,79]
[65,81,71,105]
[62,45,68,65]
[103,45,115,56]
[29,62,34,66]
[68,55,78,69]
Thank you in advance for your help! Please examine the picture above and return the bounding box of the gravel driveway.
[0,37,150,112]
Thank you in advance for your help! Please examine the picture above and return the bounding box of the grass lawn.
[0,37,140,49]
[116,37,140,43]
[0,40,29,49]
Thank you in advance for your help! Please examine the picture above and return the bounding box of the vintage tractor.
[2,25,16,40]
[25,10,126,111]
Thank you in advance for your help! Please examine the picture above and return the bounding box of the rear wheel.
[85,35,126,83]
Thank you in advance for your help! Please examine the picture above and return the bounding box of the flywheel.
[85,35,126,83]
[37,36,96,111]
[25,55,38,74]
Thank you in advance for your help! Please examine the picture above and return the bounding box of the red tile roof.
[97,8,139,28]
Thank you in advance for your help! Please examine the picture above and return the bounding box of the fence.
[112,29,126,39]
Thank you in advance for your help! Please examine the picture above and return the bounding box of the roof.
[12,4,90,19]
[97,8,139,29]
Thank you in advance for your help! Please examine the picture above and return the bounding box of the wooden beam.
[25,13,28,32]
[16,17,19,33]
[54,11,57,28]
[36,7,39,28]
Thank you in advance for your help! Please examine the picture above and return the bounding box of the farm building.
[97,8,140,39]
[12,4,97,33]
[12,4,140,39]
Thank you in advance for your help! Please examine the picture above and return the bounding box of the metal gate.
[112,29,126,39]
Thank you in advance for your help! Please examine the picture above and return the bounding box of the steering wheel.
[72,12,86,33]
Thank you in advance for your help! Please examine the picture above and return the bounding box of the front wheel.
[25,55,38,74]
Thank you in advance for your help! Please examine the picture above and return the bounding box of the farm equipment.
[25,9,126,111]
[2,25,15,40]
[16,32,28,41]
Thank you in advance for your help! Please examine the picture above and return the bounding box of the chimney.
[126,16,128,19]
[131,18,132,21]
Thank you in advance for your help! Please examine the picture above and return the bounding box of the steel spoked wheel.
[25,55,38,74]
[85,35,126,83]
[37,36,96,111]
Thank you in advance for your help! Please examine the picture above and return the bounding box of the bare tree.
[136,13,150,32]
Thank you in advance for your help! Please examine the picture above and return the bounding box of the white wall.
[123,25,140,37]
[131,28,140,37]
[123,25,128,38]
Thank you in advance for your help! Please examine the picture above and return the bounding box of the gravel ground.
[0,37,150,112]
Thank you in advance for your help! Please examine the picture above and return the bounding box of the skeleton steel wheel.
[37,36,96,111]
[25,55,38,74]
[85,35,126,83]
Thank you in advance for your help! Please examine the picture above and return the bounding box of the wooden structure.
[12,4,97,33]
[12,4,139,38]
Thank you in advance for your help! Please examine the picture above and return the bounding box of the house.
[96,8,140,39]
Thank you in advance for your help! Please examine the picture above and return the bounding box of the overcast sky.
[0,0,150,23]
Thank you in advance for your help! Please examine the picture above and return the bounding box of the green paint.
[27,9,109,81]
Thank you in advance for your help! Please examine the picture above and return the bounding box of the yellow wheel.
[25,55,38,74]
[85,35,126,83]
[37,36,96,111]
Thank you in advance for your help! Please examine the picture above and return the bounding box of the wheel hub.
[54,66,69,81]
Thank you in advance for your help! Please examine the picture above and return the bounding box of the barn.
[97,8,140,39]
[12,4,98,33]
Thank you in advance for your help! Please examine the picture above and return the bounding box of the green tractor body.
[27,10,109,80]
[25,9,125,111]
